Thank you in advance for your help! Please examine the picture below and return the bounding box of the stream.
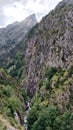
[24,101,30,130]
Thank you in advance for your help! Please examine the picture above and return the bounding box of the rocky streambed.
[24,101,30,130]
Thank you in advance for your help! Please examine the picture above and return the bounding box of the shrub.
[45,67,57,81]
[27,106,39,130]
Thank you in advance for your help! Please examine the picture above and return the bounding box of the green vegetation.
[6,51,25,78]
[0,68,27,129]
[0,121,7,130]
[0,38,27,79]
[27,66,73,130]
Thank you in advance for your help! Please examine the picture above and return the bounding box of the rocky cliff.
[23,0,73,97]
[0,0,73,97]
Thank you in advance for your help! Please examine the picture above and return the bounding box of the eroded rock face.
[58,0,73,7]
[23,1,73,97]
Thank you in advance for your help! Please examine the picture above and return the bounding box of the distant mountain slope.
[0,14,37,56]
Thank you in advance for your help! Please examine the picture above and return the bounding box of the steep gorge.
[0,0,73,129]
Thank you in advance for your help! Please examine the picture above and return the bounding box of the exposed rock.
[22,1,73,96]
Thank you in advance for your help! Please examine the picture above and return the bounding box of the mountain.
[0,13,37,130]
[0,0,73,94]
[24,0,73,96]
[26,1,73,129]
[0,14,37,56]
[0,0,73,129]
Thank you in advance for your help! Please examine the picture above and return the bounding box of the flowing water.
[24,101,30,130]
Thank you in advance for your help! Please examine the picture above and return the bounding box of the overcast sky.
[0,0,62,28]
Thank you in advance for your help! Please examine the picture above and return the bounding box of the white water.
[24,101,30,130]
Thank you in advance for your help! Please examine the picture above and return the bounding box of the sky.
[0,0,62,28]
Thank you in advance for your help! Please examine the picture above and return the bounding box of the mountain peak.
[22,14,37,25]
[28,13,36,19]
[0,14,37,56]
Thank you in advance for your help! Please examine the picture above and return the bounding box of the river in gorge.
[24,101,30,130]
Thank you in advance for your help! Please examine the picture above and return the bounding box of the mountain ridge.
[0,14,37,56]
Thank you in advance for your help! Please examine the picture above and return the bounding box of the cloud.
[0,0,62,28]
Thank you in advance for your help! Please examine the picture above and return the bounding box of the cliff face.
[26,5,73,68]
[0,0,73,97]
[22,1,73,96]
[0,14,37,56]
[57,0,73,7]
[26,1,73,129]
